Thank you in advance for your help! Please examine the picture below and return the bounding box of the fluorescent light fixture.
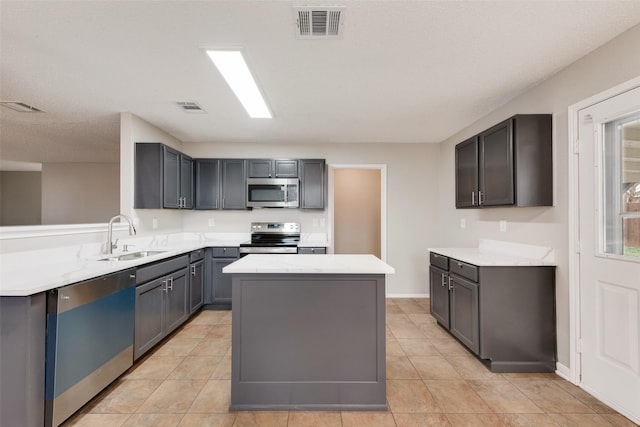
[206,50,272,119]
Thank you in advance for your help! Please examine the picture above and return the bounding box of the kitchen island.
[223,254,394,411]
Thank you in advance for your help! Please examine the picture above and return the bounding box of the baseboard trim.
[555,362,573,382]
[386,293,429,298]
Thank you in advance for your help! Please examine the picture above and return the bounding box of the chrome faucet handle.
[111,238,119,250]
[123,243,135,252]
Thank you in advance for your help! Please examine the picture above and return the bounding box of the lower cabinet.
[205,247,240,308]
[189,250,205,314]
[134,255,190,360]
[428,251,556,372]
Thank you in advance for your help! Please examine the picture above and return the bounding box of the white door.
[578,86,640,423]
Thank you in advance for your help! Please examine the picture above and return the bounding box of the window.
[603,112,640,258]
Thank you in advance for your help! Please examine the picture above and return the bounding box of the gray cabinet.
[205,247,239,308]
[454,137,479,208]
[429,257,479,353]
[449,273,479,354]
[248,159,298,178]
[195,159,246,210]
[134,255,190,360]
[300,159,326,209]
[455,114,552,208]
[134,143,193,209]
[195,159,221,209]
[297,247,326,254]
[221,160,247,210]
[428,251,556,372]
[429,265,450,328]
[189,249,204,314]
[180,154,194,209]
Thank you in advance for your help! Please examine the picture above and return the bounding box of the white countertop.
[223,254,395,274]
[0,233,248,296]
[428,239,556,267]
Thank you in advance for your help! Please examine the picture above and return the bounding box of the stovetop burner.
[239,222,300,255]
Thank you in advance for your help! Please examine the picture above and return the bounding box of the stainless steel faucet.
[106,214,137,254]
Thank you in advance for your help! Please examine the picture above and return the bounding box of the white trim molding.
[0,223,128,240]
[567,75,640,386]
[386,293,429,299]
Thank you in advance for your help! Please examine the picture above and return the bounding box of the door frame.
[328,164,388,263]
[567,75,640,387]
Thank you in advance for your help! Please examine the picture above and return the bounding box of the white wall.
[0,171,42,226]
[334,169,381,257]
[41,163,119,224]
[436,24,640,369]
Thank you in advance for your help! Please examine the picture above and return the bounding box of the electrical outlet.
[208,218,215,227]
[152,218,158,229]
[499,220,507,232]
[460,218,466,229]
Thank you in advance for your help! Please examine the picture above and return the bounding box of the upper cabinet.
[135,143,193,209]
[455,114,552,208]
[195,159,248,210]
[194,159,221,210]
[300,159,326,209]
[247,159,298,178]
[221,159,247,210]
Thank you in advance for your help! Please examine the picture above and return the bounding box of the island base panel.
[231,274,386,410]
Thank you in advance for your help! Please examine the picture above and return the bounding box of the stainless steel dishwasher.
[45,268,136,427]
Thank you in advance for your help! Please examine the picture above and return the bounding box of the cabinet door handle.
[161,280,168,292]
[441,273,447,287]
[448,276,453,290]
[457,262,463,267]
[478,191,484,206]
[191,265,196,276]
[167,277,173,291]
[471,191,475,205]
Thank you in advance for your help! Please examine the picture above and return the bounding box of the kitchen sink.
[98,250,166,261]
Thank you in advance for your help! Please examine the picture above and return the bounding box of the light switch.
[499,220,507,232]
[460,218,466,229]
[208,218,215,227]
[152,218,158,229]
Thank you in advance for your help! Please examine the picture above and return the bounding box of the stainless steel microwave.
[246,178,299,208]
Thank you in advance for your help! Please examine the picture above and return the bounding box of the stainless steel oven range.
[239,222,300,256]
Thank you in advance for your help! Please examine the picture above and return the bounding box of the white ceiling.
[2,1,640,164]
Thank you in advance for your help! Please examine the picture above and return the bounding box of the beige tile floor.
[64,299,638,427]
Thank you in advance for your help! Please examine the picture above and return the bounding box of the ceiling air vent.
[294,6,345,39]
[0,101,43,112]
[175,101,206,113]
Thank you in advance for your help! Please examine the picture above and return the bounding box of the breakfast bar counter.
[223,254,394,411]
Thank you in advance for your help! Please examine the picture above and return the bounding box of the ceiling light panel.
[206,50,272,119]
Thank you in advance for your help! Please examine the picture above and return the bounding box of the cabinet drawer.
[298,247,326,254]
[136,255,189,285]
[449,259,478,282]
[211,247,239,258]
[190,248,204,263]
[429,252,449,270]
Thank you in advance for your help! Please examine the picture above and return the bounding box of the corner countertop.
[223,254,395,275]
[428,239,556,267]
[0,233,248,297]
[1,232,334,297]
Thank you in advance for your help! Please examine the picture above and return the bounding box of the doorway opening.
[329,165,387,261]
